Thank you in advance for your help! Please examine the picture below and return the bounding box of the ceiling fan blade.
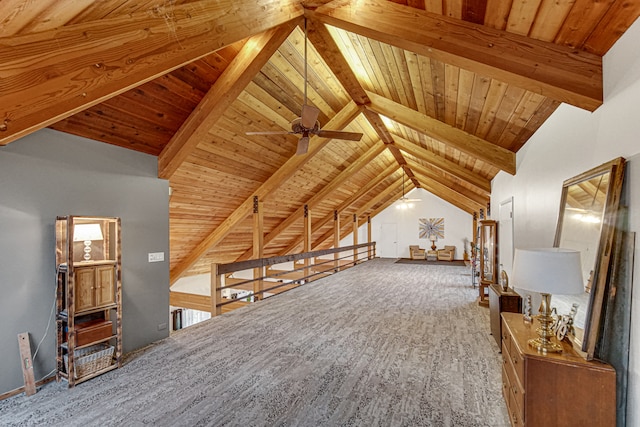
[245,131,289,135]
[300,104,320,129]
[296,135,310,155]
[316,130,363,141]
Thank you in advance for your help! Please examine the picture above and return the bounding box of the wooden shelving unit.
[479,220,498,306]
[55,216,122,387]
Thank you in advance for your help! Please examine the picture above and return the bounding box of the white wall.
[357,188,473,259]
[491,16,640,425]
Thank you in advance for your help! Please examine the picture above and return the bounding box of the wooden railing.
[207,242,376,316]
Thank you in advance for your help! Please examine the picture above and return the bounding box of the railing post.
[353,214,358,264]
[304,204,312,280]
[367,215,372,260]
[253,196,264,301]
[334,210,340,272]
[211,263,222,317]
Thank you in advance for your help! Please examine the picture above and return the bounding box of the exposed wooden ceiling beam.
[278,164,400,255]
[359,197,401,228]
[158,21,300,179]
[311,177,413,248]
[362,109,394,144]
[315,0,603,111]
[169,101,362,283]
[305,12,370,105]
[356,176,411,216]
[405,158,488,208]
[391,134,491,195]
[0,0,304,146]
[412,175,481,214]
[335,164,400,213]
[234,142,386,261]
[366,91,516,174]
[361,108,425,188]
[304,13,424,192]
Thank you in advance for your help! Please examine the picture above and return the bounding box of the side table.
[489,283,521,349]
[426,250,438,261]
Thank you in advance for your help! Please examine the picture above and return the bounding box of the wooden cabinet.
[489,284,521,348]
[479,220,498,306]
[75,264,116,312]
[55,216,122,387]
[501,312,615,427]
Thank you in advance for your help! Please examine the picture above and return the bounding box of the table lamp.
[74,223,104,261]
[512,248,584,353]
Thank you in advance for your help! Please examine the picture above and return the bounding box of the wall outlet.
[148,252,164,262]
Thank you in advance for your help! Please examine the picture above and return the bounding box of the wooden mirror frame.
[554,157,626,360]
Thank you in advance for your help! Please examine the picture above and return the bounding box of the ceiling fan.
[396,169,420,208]
[245,19,363,155]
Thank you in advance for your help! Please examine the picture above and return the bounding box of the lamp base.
[527,337,563,353]
[528,293,563,354]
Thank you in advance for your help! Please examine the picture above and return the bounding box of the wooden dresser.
[500,312,615,427]
[489,284,521,348]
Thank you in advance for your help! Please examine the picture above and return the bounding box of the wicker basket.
[64,344,114,379]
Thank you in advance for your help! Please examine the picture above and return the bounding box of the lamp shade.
[512,248,584,295]
[73,223,104,242]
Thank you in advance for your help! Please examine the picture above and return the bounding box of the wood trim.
[169,291,211,313]
[392,134,491,194]
[356,175,411,216]
[406,159,489,207]
[158,21,300,179]
[234,142,386,262]
[412,173,484,214]
[334,211,341,269]
[305,13,370,105]
[253,198,264,301]
[314,0,602,111]
[0,376,56,401]
[366,91,515,174]
[0,0,304,146]
[277,164,399,255]
[169,102,362,283]
[219,243,372,274]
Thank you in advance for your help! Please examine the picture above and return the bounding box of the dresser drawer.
[507,386,523,426]
[503,348,524,417]
[508,341,524,385]
[502,364,523,427]
[501,319,511,355]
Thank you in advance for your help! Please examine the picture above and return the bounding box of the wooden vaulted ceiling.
[1,0,638,282]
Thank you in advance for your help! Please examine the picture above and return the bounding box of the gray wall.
[0,129,170,394]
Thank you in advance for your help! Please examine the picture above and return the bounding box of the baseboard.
[0,376,56,401]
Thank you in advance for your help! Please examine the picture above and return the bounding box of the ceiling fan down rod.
[304,17,308,107]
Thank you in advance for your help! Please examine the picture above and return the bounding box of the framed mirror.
[553,157,625,359]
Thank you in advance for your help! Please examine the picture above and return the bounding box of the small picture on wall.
[419,218,444,239]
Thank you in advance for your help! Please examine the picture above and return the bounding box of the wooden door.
[75,267,95,312]
[95,265,115,307]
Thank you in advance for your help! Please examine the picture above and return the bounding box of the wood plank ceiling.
[1,0,638,282]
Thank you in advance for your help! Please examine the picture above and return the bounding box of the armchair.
[409,245,426,260]
[437,245,456,261]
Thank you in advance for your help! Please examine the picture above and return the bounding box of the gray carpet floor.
[0,258,510,426]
